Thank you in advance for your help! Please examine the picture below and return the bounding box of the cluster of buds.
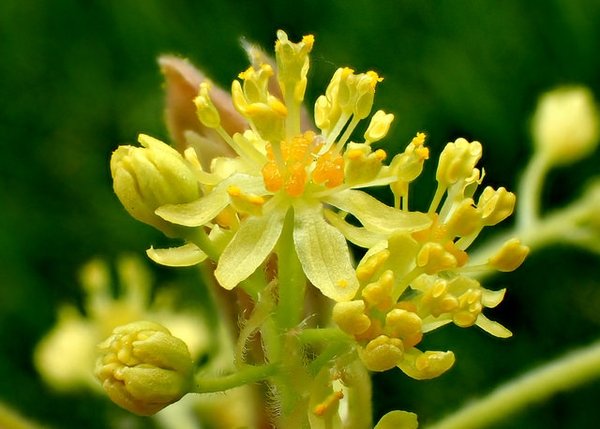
[334,137,529,377]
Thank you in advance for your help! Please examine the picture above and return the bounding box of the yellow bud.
[436,138,482,187]
[360,335,404,372]
[364,110,394,143]
[488,238,529,272]
[332,300,371,335]
[95,321,193,416]
[110,134,201,237]
[477,186,516,226]
[532,86,599,165]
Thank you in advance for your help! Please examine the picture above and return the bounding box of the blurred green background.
[1,0,600,428]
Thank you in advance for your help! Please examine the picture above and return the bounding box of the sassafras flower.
[150,31,430,301]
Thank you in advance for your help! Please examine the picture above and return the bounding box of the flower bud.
[95,321,194,416]
[532,86,599,165]
[111,134,201,237]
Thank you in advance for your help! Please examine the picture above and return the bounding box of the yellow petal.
[293,202,359,302]
[215,209,286,290]
[325,190,431,235]
[146,243,207,267]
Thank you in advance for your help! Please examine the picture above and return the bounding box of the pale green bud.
[95,321,194,416]
[111,134,201,237]
[532,86,599,165]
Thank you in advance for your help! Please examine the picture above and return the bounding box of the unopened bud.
[532,86,599,165]
[95,321,194,416]
[111,135,201,237]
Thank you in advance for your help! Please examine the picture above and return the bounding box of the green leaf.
[293,202,359,302]
[374,410,419,429]
[146,243,207,267]
[215,209,286,290]
[325,189,431,235]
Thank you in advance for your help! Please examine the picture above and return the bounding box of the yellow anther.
[362,270,394,311]
[194,82,221,129]
[312,150,345,188]
[477,186,516,226]
[436,138,483,187]
[444,198,482,237]
[416,242,459,275]
[413,351,455,379]
[360,335,404,372]
[374,149,387,161]
[385,309,423,348]
[275,30,314,103]
[356,249,390,282]
[453,289,483,327]
[488,238,529,272]
[332,300,371,336]
[364,110,394,144]
[313,390,344,417]
[261,131,325,196]
[344,143,386,185]
[389,132,429,202]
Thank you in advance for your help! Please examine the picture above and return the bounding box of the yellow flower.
[150,31,429,301]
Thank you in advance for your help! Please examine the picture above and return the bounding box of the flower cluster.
[104,30,530,425]
[333,137,528,376]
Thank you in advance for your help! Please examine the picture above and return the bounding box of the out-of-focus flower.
[95,321,194,416]
[532,86,599,166]
[34,256,210,392]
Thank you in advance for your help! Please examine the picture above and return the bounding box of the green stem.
[275,209,306,330]
[516,152,549,230]
[426,339,600,429]
[192,363,278,394]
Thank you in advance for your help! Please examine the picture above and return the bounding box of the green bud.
[95,321,194,416]
[110,134,200,237]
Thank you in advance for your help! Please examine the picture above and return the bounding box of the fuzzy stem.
[427,340,600,429]
[275,209,306,330]
[192,363,278,394]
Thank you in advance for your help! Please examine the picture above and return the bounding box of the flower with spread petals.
[144,30,430,302]
[95,321,194,416]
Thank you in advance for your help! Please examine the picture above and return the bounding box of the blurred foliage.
[1,0,599,428]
